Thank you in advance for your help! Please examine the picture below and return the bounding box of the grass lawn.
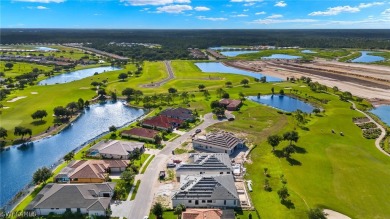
[149,211,176,219]
[211,85,390,219]
[130,180,141,201]
[0,61,54,78]
[141,155,155,174]
[133,153,151,169]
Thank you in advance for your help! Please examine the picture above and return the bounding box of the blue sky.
[1,0,390,28]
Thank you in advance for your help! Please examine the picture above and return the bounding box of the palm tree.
[181,92,189,103]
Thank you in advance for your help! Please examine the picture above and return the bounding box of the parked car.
[167,163,176,168]
[195,129,201,134]
[173,159,182,164]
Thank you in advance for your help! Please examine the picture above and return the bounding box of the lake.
[36,46,58,51]
[351,51,385,63]
[195,62,282,82]
[248,95,315,113]
[371,105,390,126]
[0,101,145,208]
[262,54,301,59]
[301,50,317,54]
[38,66,121,85]
[220,51,259,57]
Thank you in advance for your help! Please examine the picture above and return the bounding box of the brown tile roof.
[219,99,241,108]
[142,115,184,129]
[121,127,159,139]
[182,209,223,219]
[58,160,129,180]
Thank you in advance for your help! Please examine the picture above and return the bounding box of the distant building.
[182,209,235,219]
[142,115,184,131]
[88,140,144,159]
[219,99,242,111]
[26,183,115,216]
[172,175,239,208]
[55,160,129,183]
[176,153,233,181]
[192,132,244,155]
[121,127,159,142]
[160,107,195,121]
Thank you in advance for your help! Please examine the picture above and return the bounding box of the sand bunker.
[324,209,351,219]
[7,96,27,102]
[2,107,10,109]
[31,92,38,94]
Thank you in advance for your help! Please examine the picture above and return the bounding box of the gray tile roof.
[173,175,238,200]
[193,132,243,150]
[26,183,115,211]
[176,153,232,171]
[89,140,144,156]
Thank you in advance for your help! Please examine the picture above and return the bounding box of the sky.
[1,0,390,29]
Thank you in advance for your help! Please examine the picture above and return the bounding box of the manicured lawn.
[130,180,141,201]
[141,155,155,174]
[0,61,53,78]
[211,85,390,219]
[133,153,151,169]
[149,211,176,219]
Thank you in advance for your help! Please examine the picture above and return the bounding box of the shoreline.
[3,101,147,212]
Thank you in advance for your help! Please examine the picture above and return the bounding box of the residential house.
[121,127,159,142]
[219,99,242,111]
[55,160,129,183]
[88,140,144,159]
[172,175,239,208]
[25,183,115,216]
[182,209,235,219]
[142,115,184,131]
[192,132,245,155]
[160,107,195,121]
[176,153,233,181]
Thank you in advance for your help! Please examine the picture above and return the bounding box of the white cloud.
[244,3,255,6]
[36,5,48,9]
[309,2,384,16]
[252,18,317,24]
[358,2,384,8]
[243,9,249,12]
[121,0,190,6]
[194,6,210,11]
[156,4,192,13]
[232,14,248,17]
[382,8,390,15]
[267,14,283,19]
[255,11,266,15]
[15,0,64,2]
[274,1,287,7]
[197,16,227,21]
[309,6,360,16]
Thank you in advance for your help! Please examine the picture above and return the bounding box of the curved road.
[126,113,226,219]
[141,60,175,88]
[349,101,389,157]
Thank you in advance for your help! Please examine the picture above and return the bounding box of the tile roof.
[142,115,184,129]
[160,107,194,120]
[219,99,241,108]
[121,127,159,139]
[56,160,129,180]
[176,153,232,172]
[182,209,223,219]
[89,140,144,156]
[193,132,243,150]
[173,175,238,200]
[26,183,115,211]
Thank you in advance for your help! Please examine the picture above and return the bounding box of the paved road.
[126,113,225,219]
[141,60,175,88]
[349,101,389,157]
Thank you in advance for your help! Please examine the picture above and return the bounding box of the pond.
[195,62,282,82]
[351,51,385,63]
[36,46,58,51]
[220,51,259,57]
[371,105,390,126]
[262,54,301,60]
[248,95,315,113]
[301,50,317,54]
[0,101,145,208]
[38,66,121,85]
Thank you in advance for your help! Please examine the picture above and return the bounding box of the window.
[234,200,236,205]
[207,200,212,203]
[73,178,78,181]
[202,200,205,203]
[220,172,223,174]
[188,200,192,203]
[195,200,199,205]
[227,172,231,174]
[224,200,227,205]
